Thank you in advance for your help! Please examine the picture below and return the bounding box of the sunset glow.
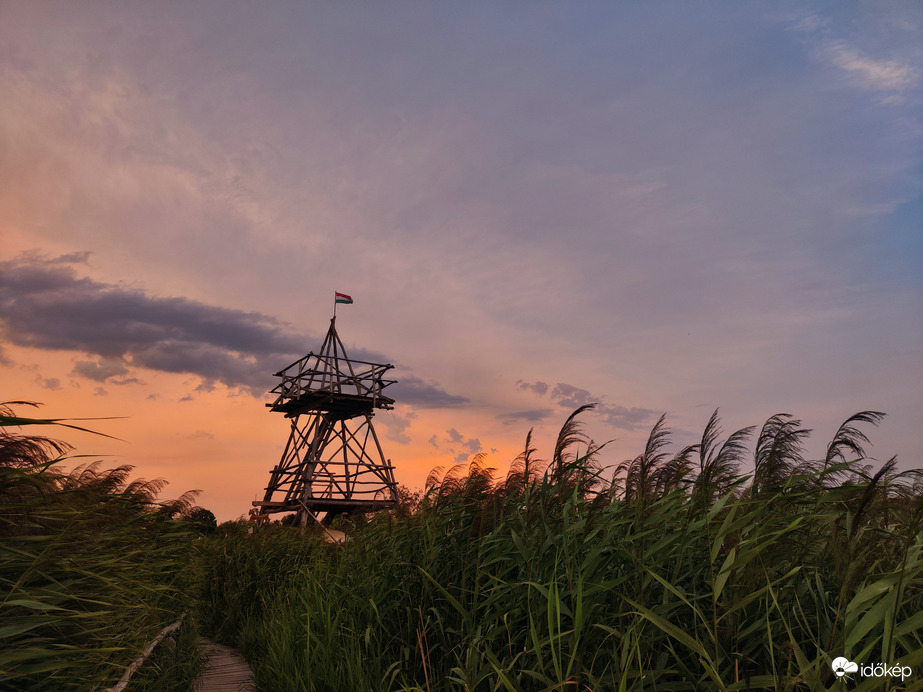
[1,2,920,521]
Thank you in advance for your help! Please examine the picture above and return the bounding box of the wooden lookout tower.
[252,315,398,524]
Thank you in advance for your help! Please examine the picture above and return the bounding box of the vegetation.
[198,406,923,691]
[4,399,921,690]
[0,401,202,691]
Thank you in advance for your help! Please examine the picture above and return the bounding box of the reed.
[198,407,922,691]
[0,402,201,690]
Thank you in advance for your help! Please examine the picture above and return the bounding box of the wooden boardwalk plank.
[192,638,255,692]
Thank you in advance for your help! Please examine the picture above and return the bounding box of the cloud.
[2,3,919,473]
[788,14,826,35]
[0,254,466,404]
[72,357,138,384]
[0,254,306,394]
[390,375,469,408]
[549,383,594,409]
[47,251,93,265]
[381,409,416,445]
[15,249,94,266]
[500,409,554,424]
[516,380,549,396]
[824,43,917,93]
[0,345,12,367]
[594,404,660,431]
[517,380,659,431]
[39,376,61,391]
[442,427,482,463]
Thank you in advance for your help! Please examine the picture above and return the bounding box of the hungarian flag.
[335,292,353,304]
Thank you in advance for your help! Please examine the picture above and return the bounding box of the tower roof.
[267,317,395,418]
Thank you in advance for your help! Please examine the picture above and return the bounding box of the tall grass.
[199,407,923,691]
[0,401,201,690]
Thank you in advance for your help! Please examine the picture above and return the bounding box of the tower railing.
[269,354,396,409]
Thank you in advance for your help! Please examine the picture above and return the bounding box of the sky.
[1,1,921,520]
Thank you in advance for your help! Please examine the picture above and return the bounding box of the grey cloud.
[595,404,659,431]
[443,428,482,463]
[381,410,415,445]
[17,249,93,266]
[516,380,549,396]
[390,375,469,408]
[0,345,12,367]
[518,379,658,431]
[500,409,554,424]
[40,377,61,391]
[298,346,467,410]
[72,358,133,383]
[0,255,306,394]
[48,251,93,265]
[194,379,218,394]
[550,383,594,409]
[1,255,467,404]
[462,438,481,454]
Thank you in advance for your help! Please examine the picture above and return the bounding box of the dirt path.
[192,638,255,692]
